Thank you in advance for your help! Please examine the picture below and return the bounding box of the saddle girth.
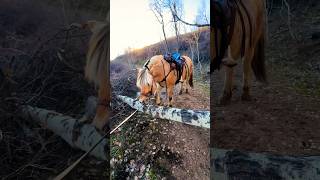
[162,54,184,85]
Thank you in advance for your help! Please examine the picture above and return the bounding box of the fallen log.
[21,105,108,160]
[211,148,320,180]
[117,95,210,129]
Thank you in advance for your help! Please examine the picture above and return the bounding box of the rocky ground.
[110,67,210,179]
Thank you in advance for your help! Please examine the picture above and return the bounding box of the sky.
[110,0,210,60]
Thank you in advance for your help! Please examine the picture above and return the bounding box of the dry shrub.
[0,0,108,178]
[111,62,139,99]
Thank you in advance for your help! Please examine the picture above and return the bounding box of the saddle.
[163,52,185,84]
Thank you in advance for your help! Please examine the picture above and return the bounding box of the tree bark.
[21,105,108,160]
[211,148,320,180]
[117,95,210,129]
[172,3,180,50]
[161,21,169,52]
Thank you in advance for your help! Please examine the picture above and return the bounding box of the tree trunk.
[162,20,169,53]
[117,95,210,129]
[172,4,180,50]
[188,40,195,62]
[21,105,108,160]
[195,32,202,75]
[211,148,320,180]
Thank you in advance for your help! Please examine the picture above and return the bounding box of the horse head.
[136,68,156,102]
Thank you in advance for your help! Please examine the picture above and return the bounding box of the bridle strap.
[144,59,151,71]
[160,59,172,83]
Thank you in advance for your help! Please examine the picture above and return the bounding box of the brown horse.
[136,55,193,106]
[80,20,110,130]
[211,0,267,104]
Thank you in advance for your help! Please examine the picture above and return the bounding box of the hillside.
[113,27,210,66]
[110,26,211,179]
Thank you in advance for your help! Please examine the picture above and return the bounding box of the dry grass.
[0,0,108,178]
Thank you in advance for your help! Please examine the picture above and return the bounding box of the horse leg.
[92,77,109,130]
[242,48,255,101]
[219,66,234,105]
[155,83,162,105]
[179,81,184,95]
[185,80,189,94]
[167,84,174,107]
[222,46,237,67]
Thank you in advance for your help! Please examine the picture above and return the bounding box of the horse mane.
[85,21,109,87]
[136,60,154,88]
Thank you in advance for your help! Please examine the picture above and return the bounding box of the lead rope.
[53,110,138,180]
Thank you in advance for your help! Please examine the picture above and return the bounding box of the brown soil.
[211,1,320,156]
[111,76,210,179]
[158,85,210,179]
[211,63,320,156]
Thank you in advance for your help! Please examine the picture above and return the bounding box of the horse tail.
[188,60,194,88]
[189,70,193,88]
[85,21,109,87]
[251,29,267,83]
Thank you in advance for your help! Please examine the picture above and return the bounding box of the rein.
[160,59,173,84]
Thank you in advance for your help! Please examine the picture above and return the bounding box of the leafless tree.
[192,29,203,74]
[150,0,169,52]
[189,1,208,74]
[164,0,183,50]
[196,0,209,25]
[125,47,134,68]
[169,0,209,27]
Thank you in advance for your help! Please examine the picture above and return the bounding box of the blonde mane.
[85,21,109,87]
[136,60,154,88]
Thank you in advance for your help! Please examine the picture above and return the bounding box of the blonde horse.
[81,20,110,130]
[211,0,267,105]
[137,55,193,106]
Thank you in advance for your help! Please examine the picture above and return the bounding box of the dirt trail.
[111,67,210,179]
[211,64,320,156]
[157,85,210,179]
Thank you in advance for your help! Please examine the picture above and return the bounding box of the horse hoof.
[218,95,231,105]
[241,94,252,101]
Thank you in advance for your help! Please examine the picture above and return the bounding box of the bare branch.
[170,5,209,27]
